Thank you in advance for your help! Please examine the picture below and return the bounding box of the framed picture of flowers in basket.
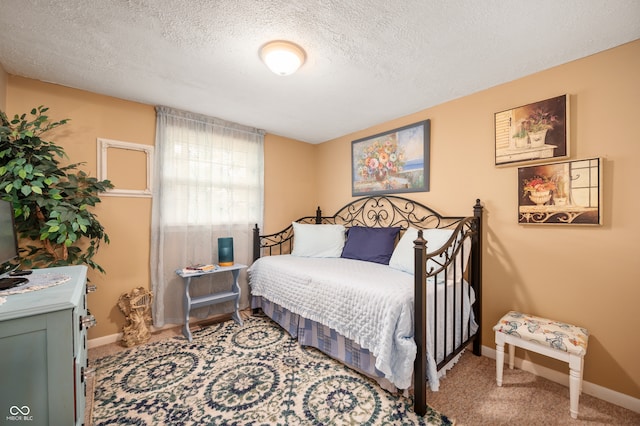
[495,94,569,166]
[518,157,602,225]
[351,120,430,196]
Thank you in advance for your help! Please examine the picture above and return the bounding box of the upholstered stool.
[493,311,589,419]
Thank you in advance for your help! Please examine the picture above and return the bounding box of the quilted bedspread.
[249,255,423,389]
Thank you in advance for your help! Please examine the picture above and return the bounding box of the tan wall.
[263,133,317,232]
[0,64,6,110]
[315,40,640,399]
[6,76,156,339]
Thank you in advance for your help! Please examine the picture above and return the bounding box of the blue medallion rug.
[91,314,453,425]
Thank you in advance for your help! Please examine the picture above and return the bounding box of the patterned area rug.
[92,314,452,425]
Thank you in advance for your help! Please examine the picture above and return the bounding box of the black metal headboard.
[253,195,481,261]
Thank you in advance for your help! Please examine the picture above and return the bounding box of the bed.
[249,195,483,415]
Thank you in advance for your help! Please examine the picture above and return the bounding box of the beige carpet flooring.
[86,315,639,425]
[426,352,640,425]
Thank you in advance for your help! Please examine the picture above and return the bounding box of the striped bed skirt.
[251,295,397,391]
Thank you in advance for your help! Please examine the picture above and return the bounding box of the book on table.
[180,264,218,275]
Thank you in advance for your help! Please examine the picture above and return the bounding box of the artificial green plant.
[0,106,113,273]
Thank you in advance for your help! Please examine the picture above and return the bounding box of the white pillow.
[389,227,471,277]
[291,222,346,258]
[454,235,472,278]
[389,228,449,274]
[388,227,418,273]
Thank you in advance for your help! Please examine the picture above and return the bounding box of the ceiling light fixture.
[259,40,306,76]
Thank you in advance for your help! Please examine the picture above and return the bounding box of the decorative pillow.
[340,226,401,265]
[389,228,445,274]
[291,222,346,258]
[389,227,470,277]
[388,227,419,273]
[453,235,472,278]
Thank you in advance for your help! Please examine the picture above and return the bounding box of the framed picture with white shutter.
[495,94,569,167]
[518,157,602,225]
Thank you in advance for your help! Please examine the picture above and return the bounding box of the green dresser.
[0,265,92,426]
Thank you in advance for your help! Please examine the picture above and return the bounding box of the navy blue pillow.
[341,226,401,265]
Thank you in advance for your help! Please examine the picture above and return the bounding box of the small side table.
[175,263,246,342]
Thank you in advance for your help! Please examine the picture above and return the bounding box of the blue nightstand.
[175,264,246,341]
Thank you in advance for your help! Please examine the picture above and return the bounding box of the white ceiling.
[1,1,639,144]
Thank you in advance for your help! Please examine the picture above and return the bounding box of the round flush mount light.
[259,40,306,76]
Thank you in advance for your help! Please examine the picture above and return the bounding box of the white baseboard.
[87,323,179,349]
[88,333,120,349]
[482,345,640,414]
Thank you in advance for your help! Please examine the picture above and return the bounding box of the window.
[160,124,263,226]
[151,106,264,326]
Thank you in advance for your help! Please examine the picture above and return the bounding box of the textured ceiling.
[0,1,639,143]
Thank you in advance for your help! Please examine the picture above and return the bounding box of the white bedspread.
[249,255,477,390]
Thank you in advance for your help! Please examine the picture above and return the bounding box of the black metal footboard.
[412,199,483,415]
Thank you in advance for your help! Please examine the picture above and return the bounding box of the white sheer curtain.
[151,106,264,327]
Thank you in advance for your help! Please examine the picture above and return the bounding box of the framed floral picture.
[495,94,569,166]
[518,157,602,225]
[351,120,430,196]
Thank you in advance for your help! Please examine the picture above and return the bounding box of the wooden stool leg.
[569,354,582,419]
[508,343,515,369]
[495,332,505,386]
[580,357,584,394]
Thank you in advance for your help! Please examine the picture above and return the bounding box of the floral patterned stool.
[493,311,589,419]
